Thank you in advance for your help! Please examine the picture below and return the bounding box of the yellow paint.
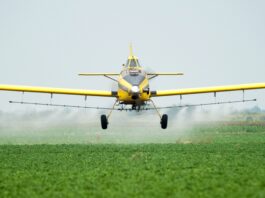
[141,92,151,101]
[128,44,139,60]
[0,45,265,105]
[118,78,133,90]
[79,73,119,76]
[117,88,150,102]
[0,85,113,97]
[117,89,131,101]
[139,78,149,90]
[154,83,265,97]
[147,73,184,76]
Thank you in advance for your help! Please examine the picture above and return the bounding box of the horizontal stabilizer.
[147,72,184,76]
[79,73,120,76]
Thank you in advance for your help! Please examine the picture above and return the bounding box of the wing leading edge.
[78,73,184,76]
[152,83,265,97]
[0,84,115,97]
[79,73,120,76]
[147,73,184,76]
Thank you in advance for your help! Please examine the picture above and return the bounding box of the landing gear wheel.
[160,114,168,129]
[101,115,108,130]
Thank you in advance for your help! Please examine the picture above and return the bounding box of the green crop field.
[0,122,265,197]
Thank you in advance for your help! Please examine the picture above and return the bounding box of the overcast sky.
[0,0,265,112]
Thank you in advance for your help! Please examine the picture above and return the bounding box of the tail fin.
[129,43,134,57]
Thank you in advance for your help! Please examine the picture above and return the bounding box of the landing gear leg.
[150,100,168,129]
[100,100,118,130]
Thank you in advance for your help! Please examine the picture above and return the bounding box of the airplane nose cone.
[131,86,140,93]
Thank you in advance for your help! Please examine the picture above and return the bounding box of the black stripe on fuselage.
[151,91,157,96]
[111,91,118,96]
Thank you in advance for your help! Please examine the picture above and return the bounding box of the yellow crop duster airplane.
[1,45,265,129]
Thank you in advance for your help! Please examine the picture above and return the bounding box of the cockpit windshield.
[126,59,141,68]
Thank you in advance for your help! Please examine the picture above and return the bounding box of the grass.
[0,122,265,197]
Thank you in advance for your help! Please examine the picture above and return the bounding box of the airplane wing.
[78,73,184,76]
[152,83,265,97]
[147,73,184,76]
[79,73,120,76]
[0,84,115,97]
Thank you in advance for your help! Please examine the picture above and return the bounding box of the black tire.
[101,115,108,129]
[160,114,168,129]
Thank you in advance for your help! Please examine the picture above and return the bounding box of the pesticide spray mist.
[0,105,239,144]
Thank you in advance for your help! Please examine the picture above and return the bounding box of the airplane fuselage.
[117,67,151,105]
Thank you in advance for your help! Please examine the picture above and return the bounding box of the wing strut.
[78,73,119,82]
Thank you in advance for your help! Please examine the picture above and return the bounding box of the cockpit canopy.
[125,57,141,68]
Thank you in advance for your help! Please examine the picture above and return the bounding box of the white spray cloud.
[0,104,262,144]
